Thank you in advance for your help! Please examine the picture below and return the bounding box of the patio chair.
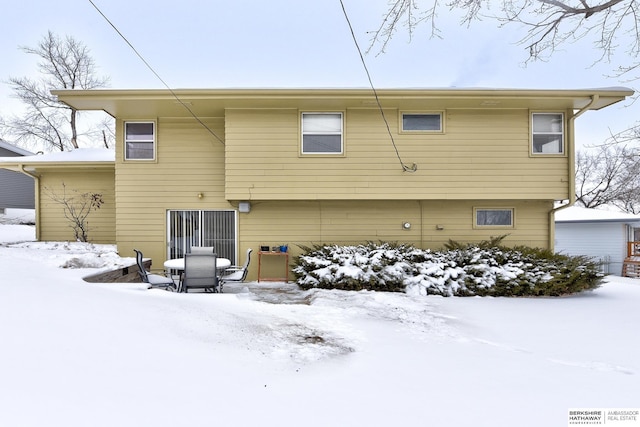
[179,253,220,293]
[134,249,177,291]
[190,246,216,254]
[219,248,253,291]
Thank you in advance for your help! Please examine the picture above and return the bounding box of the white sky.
[1,0,637,148]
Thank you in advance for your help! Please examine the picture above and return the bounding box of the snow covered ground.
[1,209,638,427]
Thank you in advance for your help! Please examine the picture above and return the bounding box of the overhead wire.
[338,0,417,173]
[88,0,225,145]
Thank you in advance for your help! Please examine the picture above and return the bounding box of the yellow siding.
[38,171,115,243]
[44,87,636,282]
[238,199,552,281]
[225,108,570,201]
[112,110,559,277]
[114,117,233,266]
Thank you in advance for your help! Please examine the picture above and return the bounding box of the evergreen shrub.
[292,239,604,297]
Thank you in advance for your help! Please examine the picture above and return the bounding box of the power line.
[88,0,225,145]
[338,0,417,173]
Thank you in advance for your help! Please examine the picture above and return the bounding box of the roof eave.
[52,87,634,119]
[0,161,115,173]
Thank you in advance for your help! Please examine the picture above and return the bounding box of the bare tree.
[372,1,640,211]
[369,1,639,74]
[1,31,111,151]
[575,145,640,212]
[44,182,104,243]
[89,116,116,149]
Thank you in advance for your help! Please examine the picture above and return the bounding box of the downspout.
[548,94,599,250]
[19,164,41,241]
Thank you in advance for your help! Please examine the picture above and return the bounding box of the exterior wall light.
[197,192,204,199]
[239,201,251,213]
[402,222,411,230]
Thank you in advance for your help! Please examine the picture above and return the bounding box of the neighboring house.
[555,206,640,276]
[0,87,633,280]
[0,139,35,213]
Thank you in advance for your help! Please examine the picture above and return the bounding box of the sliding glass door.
[167,210,237,264]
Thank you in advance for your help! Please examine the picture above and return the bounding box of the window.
[401,113,442,132]
[125,122,155,160]
[532,113,564,154]
[301,113,343,154]
[475,208,514,227]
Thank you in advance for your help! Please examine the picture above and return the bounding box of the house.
[555,205,640,276]
[0,87,633,281]
[0,139,35,213]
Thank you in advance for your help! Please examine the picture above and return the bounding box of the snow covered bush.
[292,241,604,297]
[293,243,410,292]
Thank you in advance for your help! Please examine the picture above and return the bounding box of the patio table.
[164,257,231,273]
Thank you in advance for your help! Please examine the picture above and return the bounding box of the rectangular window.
[125,122,155,160]
[401,113,442,132]
[475,208,514,227]
[301,113,343,154]
[532,113,564,154]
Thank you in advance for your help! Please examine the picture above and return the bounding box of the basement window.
[474,208,514,228]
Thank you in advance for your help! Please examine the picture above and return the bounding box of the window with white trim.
[401,112,442,132]
[475,208,514,227]
[301,113,343,154]
[125,122,155,160]
[532,113,564,154]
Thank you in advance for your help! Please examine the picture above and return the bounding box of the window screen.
[532,113,563,154]
[302,113,343,154]
[402,113,442,132]
[125,122,155,160]
[476,209,514,227]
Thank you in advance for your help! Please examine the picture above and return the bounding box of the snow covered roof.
[555,206,640,224]
[0,140,34,156]
[0,148,114,164]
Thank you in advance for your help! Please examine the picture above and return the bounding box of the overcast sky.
[1,0,637,148]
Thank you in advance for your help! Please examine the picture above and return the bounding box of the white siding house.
[555,206,640,276]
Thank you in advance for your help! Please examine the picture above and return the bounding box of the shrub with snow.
[292,241,603,297]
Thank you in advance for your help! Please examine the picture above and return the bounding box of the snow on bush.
[293,242,604,297]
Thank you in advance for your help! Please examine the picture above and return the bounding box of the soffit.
[52,87,634,119]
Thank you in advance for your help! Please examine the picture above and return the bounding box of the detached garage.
[555,206,640,276]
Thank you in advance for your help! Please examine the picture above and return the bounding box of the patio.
[82,261,307,304]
